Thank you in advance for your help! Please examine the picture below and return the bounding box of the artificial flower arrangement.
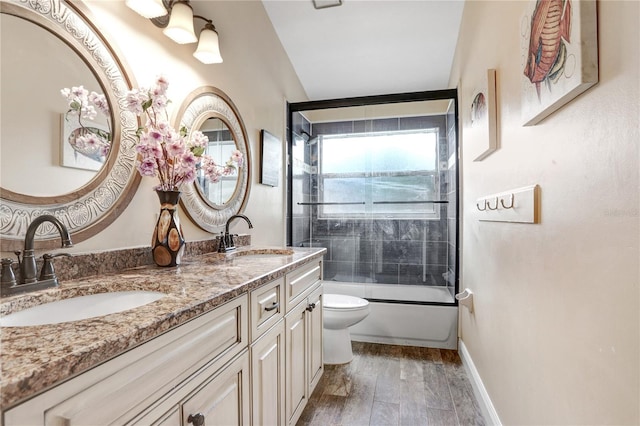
[60,86,112,162]
[123,76,242,191]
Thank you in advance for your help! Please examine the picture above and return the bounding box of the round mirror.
[176,86,250,232]
[0,0,140,250]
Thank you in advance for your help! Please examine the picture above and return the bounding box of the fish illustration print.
[523,0,572,99]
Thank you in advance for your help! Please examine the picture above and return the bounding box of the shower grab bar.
[372,200,449,204]
[297,202,365,205]
[298,201,448,205]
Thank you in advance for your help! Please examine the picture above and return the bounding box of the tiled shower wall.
[289,111,458,292]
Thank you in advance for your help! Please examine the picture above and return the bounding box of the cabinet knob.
[306,302,316,312]
[188,413,205,426]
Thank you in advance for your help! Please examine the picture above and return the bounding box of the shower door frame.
[286,89,460,307]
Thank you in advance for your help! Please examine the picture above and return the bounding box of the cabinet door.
[285,300,308,426]
[307,285,324,395]
[251,320,285,426]
[182,351,250,426]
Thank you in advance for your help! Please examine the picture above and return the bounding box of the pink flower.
[122,76,242,190]
[152,95,168,111]
[166,139,185,158]
[136,157,157,177]
[181,151,197,168]
[190,130,209,148]
[154,120,172,135]
[82,105,97,121]
[125,89,147,115]
[88,92,109,115]
[231,150,243,167]
[154,75,169,95]
[83,133,101,149]
[180,167,196,184]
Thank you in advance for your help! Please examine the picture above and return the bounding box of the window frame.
[316,129,441,220]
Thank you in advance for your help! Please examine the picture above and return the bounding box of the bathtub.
[322,281,458,349]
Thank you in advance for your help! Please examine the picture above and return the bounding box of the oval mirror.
[0,0,140,250]
[176,86,250,232]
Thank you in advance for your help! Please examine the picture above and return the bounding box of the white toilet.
[323,293,370,364]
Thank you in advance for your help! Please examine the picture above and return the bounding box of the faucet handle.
[40,253,71,281]
[217,232,227,253]
[1,258,17,287]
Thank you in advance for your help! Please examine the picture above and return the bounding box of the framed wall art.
[520,0,598,126]
[260,129,281,187]
[60,114,110,171]
[467,68,498,161]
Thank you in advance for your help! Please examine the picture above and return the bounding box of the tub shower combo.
[287,91,459,352]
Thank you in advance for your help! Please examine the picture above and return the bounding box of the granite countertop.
[0,246,325,410]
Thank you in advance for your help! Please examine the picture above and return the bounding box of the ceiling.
[260,0,465,101]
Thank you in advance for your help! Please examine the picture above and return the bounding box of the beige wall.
[49,0,306,253]
[450,1,639,424]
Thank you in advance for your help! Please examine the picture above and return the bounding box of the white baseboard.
[458,339,502,426]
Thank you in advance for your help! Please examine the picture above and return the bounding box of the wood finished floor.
[297,342,485,426]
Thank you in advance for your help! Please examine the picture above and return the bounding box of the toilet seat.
[323,294,369,311]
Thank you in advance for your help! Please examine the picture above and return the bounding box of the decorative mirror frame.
[0,0,140,251]
[176,86,251,233]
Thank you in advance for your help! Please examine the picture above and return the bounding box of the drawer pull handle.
[306,302,316,312]
[188,413,205,426]
[264,301,280,312]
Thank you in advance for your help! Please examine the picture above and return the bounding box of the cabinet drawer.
[285,260,322,312]
[250,277,285,341]
[181,351,250,426]
[5,296,249,426]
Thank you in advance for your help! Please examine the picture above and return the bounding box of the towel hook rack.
[476,200,487,211]
[500,193,514,209]
[486,197,499,210]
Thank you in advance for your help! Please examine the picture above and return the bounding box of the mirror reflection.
[0,0,140,251]
[197,117,238,206]
[0,13,109,197]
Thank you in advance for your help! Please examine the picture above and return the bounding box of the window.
[319,129,439,219]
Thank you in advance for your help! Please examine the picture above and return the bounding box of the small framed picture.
[467,69,498,161]
[60,114,110,171]
[260,129,281,187]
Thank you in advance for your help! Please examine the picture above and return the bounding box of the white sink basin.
[1,291,165,327]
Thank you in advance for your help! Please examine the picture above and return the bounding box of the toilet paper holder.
[455,288,474,313]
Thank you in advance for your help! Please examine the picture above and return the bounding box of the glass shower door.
[288,93,459,305]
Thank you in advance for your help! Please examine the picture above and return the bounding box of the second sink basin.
[1,291,166,327]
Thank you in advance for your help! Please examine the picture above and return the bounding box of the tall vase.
[152,190,185,267]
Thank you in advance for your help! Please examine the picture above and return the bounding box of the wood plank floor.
[296,342,485,426]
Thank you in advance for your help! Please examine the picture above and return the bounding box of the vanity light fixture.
[193,19,223,64]
[162,0,197,44]
[125,0,167,19]
[127,0,223,64]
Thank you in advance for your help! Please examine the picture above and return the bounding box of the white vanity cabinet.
[4,296,250,426]
[3,256,324,426]
[284,261,324,426]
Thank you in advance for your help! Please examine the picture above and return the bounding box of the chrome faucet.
[1,215,73,297]
[219,214,253,253]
